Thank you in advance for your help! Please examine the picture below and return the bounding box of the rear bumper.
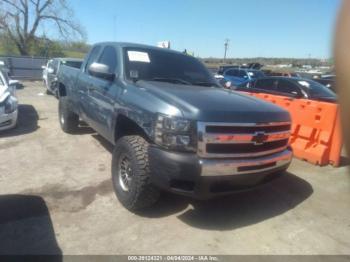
[0,109,18,131]
[149,147,292,199]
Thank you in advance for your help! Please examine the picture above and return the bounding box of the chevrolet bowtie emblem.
[252,132,268,145]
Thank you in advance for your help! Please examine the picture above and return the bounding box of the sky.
[68,0,341,59]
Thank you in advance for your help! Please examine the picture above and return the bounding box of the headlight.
[155,114,196,152]
[4,96,17,114]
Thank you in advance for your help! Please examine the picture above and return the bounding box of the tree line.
[0,34,90,58]
[0,0,333,65]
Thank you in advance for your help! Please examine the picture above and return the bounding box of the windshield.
[247,70,265,79]
[124,48,217,86]
[298,79,336,98]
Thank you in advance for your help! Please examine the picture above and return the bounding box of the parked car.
[223,68,265,86]
[217,65,237,75]
[0,69,18,131]
[0,60,21,88]
[57,42,292,211]
[217,63,263,75]
[313,75,336,92]
[264,71,301,78]
[0,60,9,74]
[43,58,83,96]
[235,77,337,103]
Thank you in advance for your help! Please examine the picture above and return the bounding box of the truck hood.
[137,81,290,123]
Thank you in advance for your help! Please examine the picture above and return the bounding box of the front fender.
[112,108,155,144]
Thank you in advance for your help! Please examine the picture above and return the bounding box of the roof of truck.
[93,42,183,55]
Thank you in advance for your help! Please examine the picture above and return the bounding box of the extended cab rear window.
[63,61,83,69]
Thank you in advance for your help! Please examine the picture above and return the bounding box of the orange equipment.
[240,92,343,167]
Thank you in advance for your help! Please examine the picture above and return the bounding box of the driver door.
[84,45,120,140]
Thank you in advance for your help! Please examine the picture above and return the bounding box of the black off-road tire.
[112,136,160,211]
[58,96,79,133]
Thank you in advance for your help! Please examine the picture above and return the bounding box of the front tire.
[112,136,160,211]
[58,97,79,133]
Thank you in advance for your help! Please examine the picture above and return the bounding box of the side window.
[98,46,117,73]
[254,79,277,91]
[226,69,238,76]
[85,46,102,72]
[47,60,53,69]
[277,80,301,96]
[238,70,247,78]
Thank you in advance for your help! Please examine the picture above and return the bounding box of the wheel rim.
[118,154,133,192]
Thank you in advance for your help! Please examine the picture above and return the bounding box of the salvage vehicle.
[223,68,265,86]
[264,71,301,78]
[313,75,336,92]
[0,69,18,131]
[0,60,10,76]
[57,42,292,211]
[234,76,337,103]
[43,58,83,96]
[217,63,263,75]
[0,60,21,88]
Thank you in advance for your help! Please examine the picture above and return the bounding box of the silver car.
[0,69,18,131]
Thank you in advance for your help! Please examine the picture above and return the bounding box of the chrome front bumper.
[0,109,18,131]
[200,148,292,176]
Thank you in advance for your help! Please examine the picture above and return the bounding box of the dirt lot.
[0,81,349,255]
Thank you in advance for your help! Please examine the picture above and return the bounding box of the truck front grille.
[197,122,291,158]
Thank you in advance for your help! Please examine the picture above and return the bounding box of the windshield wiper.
[192,81,219,87]
[151,77,191,85]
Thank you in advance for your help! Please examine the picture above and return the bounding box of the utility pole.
[224,39,230,63]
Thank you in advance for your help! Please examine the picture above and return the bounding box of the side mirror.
[47,68,54,74]
[88,62,115,81]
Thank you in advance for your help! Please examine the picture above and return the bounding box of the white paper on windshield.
[298,81,310,87]
[127,51,150,63]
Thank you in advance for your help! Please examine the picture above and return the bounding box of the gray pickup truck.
[57,42,292,211]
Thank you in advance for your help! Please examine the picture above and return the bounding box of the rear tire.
[58,96,79,133]
[112,136,160,211]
